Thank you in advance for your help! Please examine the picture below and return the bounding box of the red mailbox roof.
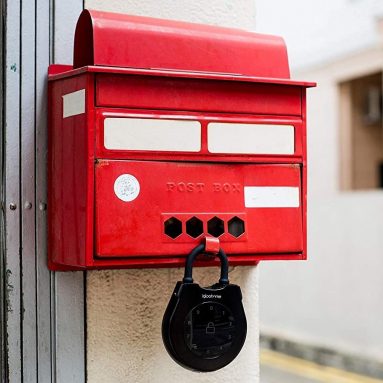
[74,9,291,79]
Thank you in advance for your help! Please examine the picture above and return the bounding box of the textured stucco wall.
[87,267,259,383]
[85,0,256,29]
[85,1,259,382]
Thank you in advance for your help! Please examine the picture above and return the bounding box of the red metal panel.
[94,161,303,258]
[74,9,290,79]
[95,109,304,162]
[91,253,304,269]
[49,65,316,88]
[96,74,302,116]
[301,89,308,261]
[48,73,95,269]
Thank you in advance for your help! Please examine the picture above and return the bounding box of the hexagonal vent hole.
[207,217,224,237]
[164,217,182,239]
[186,217,203,238]
[228,216,245,237]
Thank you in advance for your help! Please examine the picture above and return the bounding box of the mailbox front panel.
[95,109,305,163]
[48,68,312,270]
[95,160,303,258]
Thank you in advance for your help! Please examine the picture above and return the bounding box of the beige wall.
[84,1,259,382]
[260,46,383,361]
[87,267,259,383]
[85,0,256,29]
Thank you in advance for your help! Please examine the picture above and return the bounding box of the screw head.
[39,202,47,211]
[24,201,32,210]
[9,203,17,210]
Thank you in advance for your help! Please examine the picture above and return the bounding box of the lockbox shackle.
[183,243,229,286]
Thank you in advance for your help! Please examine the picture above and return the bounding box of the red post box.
[48,9,315,270]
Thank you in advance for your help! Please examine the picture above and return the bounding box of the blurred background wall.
[257,0,383,363]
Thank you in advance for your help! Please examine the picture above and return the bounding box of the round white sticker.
[114,174,140,202]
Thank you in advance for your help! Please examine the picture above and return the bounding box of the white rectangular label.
[62,89,85,118]
[208,122,295,155]
[104,118,201,152]
[244,187,300,208]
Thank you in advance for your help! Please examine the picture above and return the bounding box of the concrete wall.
[85,0,256,28]
[84,1,259,382]
[256,0,383,362]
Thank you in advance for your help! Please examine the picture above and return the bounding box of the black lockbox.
[162,244,247,372]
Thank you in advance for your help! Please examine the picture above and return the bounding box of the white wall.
[255,0,383,71]
[86,0,256,29]
[257,0,383,362]
[84,1,260,382]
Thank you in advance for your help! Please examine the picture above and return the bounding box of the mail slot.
[48,9,315,270]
